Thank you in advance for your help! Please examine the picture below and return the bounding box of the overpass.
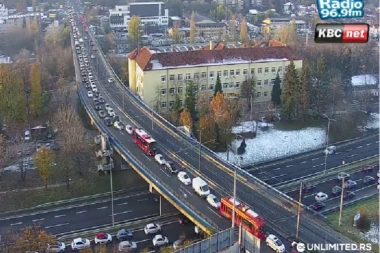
[71,14,361,253]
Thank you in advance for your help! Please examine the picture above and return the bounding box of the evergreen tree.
[240,77,256,109]
[313,56,329,114]
[214,73,222,96]
[299,61,312,118]
[237,138,247,155]
[184,81,197,121]
[169,94,181,124]
[271,73,282,107]
[281,61,299,120]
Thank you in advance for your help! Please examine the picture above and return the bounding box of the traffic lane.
[285,168,378,202]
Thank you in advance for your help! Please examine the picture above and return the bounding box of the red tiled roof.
[268,39,286,47]
[128,47,153,71]
[201,42,226,50]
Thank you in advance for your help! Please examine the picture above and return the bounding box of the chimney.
[209,41,213,50]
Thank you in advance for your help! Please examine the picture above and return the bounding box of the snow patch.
[366,113,379,129]
[359,223,379,244]
[351,74,378,86]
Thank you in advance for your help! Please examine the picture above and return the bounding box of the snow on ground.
[360,223,379,244]
[3,157,35,172]
[218,121,326,166]
[366,113,379,129]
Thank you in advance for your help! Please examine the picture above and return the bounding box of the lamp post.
[150,100,157,130]
[323,114,336,176]
[198,127,206,172]
[110,167,115,226]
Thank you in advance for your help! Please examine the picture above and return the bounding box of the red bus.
[131,128,157,156]
[220,197,267,240]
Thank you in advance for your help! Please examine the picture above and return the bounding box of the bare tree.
[0,134,8,181]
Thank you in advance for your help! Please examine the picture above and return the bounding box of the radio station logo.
[314,23,369,43]
[317,0,364,19]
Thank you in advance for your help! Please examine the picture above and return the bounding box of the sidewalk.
[0,183,67,194]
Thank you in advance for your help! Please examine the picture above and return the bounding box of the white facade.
[0,4,9,19]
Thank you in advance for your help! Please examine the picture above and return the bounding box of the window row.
[159,82,242,95]
[160,100,183,108]
[256,91,269,98]
[257,79,280,86]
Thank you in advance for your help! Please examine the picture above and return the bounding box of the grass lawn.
[327,196,379,253]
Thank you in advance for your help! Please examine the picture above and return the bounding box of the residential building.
[261,18,306,33]
[351,74,379,98]
[183,13,226,39]
[109,2,169,29]
[128,42,302,113]
[283,2,294,15]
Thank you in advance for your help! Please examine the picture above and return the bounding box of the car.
[81,71,86,76]
[332,186,342,195]
[95,105,102,111]
[105,103,111,110]
[144,223,161,235]
[343,191,355,200]
[177,171,191,185]
[24,130,30,141]
[178,216,190,225]
[104,117,113,126]
[118,241,137,252]
[114,121,123,130]
[154,154,166,165]
[311,202,326,211]
[152,234,169,247]
[344,180,357,189]
[173,239,184,250]
[108,108,115,117]
[98,97,105,103]
[93,98,99,104]
[113,115,120,122]
[71,238,90,251]
[108,78,114,83]
[363,176,375,185]
[91,54,96,59]
[302,183,315,193]
[94,232,112,244]
[337,172,350,181]
[125,125,133,134]
[98,110,106,118]
[95,91,100,97]
[362,165,374,172]
[324,145,336,155]
[87,91,93,97]
[46,242,65,252]
[92,86,98,92]
[165,161,178,174]
[93,47,98,51]
[116,229,133,241]
[266,234,285,253]
[315,192,328,202]
[206,194,221,209]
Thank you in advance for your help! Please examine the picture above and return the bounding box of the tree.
[240,77,256,110]
[197,92,210,118]
[271,73,282,107]
[184,81,197,121]
[0,134,8,180]
[179,108,193,129]
[198,114,217,149]
[30,63,42,117]
[121,60,129,86]
[281,61,299,120]
[190,11,196,43]
[10,226,55,252]
[298,61,312,118]
[11,73,27,123]
[230,15,236,41]
[34,146,55,189]
[274,20,298,49]
[140,248,151,253]
[128,16,141,51]
[312,56,330,114]
[172,23,181,44]
[169,94,181,124]
[240,18,248,43]
[214,73,222,96]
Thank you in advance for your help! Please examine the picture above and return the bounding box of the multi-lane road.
[247,135,379,186]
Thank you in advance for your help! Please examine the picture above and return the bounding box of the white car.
[87,91,93,97]
[324,145,336,155]
[144,223,161,235]
[266,234,285,253]
[108,78,114,83]
[71,238,90,251]
[337,172,350,181]
[125,125,133,134]
[154,154,166,165]
[105,103,111,110]
[315,192,328,202]
[114,121,123,130]
[108,108,115,117]
[177,171,191,185]
[91,54,95,59]
[46,242,65,252]
[118,241,137,252]
[152,234,169,247]
[206,194,221,209]
[94,232,112,244]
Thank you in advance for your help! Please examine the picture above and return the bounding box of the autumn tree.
[30,63,42,117]
[34,146,55,189]
[197,92,210,118]
[281,61,299,120]
[140,248,151,253]
[214,73,222,96]
[184,81,197,121]
[274,20,298,49]
[298,61,312,118]
[122,60,129,86]
[230,15,236,41]
[271,73,282,107]
[198,114,217,149]
[240,77,256,110]
[10,226,55,252]
[179,108,193,129]
[0,134,7,180]
[128,16,142,51]
[190,11,196,43]
[172,22,181,44]
[240,18,248,43]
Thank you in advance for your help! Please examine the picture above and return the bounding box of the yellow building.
[128,42,302,113]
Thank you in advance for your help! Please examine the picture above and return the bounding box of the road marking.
[357,146,363,149]
[112,210,132,216]
[137,198,148,202]
[76,210,87,214]
[376,141,379,143]
[312,158,319,161]
[273,168,281,171]
[285,165,293,168]
[272,174,287,179]
[300,161,307,164]
[303,194,315,199]
[97,206,108,210]
[335,152,342,154]
[54,215,66,218]
[312,163,325,168]
[44,223,69,229]
[366,143,372,146]
[136,239,151,244]
[117,202,129,206]
[10,222,22,226]
[348,154,359,158]
[355,179,362,182]
[207,206,223,218]
[32,218,44,222]
[346,149,352,151]
[258,171,266,174]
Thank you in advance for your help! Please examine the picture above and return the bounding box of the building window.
[169,101,174,107]
[201,72,207,78]
[186,73,191,80]
[229,70,235,76]
[178,74,183,80]
[229,82,234,88]
[256,92,262,98]
[178,87,183,93]
[243,69,248,75]
[223,83,228,89]
[169,75,175,81]
[278,66,282,73]
[161,75,166,82]
[193,86,198,93]
[169,87,175,94]
[271,67,276,73]
[161,101,167,108]
[235,69,240,76]
[285,66,288,72]
[251,68,255,75]
[194,73,199,79]
[257,80,262,86]
[209,84,214,90]
[223,70,228,77]
[258,68,262,74]
[264,67,269,73]
[201,84,207,90]
[264,80,269,85]
[235,82,240,88]
[179,100,183,106]
[271,79,275,85]
[264,91,268,97]
[217,71,222,77]
[209,71,214,78]
[161,89,166,95]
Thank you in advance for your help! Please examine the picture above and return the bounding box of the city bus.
[131,128,157,156]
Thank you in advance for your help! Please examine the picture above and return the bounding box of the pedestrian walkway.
[0,183,67,194]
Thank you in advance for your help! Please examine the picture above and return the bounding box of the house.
[283,2,294,15]
[351,74,379,97]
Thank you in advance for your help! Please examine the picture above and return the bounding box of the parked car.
[311,202,326,211]
[144,223,161,235]
[71,238,90,251]
[94,232,112,244]
[98,97,105,103]
[87,91,93,97]
[315,192,328,202]
[337,172,350,181]
[46,242,65,253]
[118,241,137,252]
[206,194,221,209]
[173,239,184,250]
[152,234,169,247]
[266,234,285,253]
[363,176,375,185]
[177,171,191,185]
[154,154,166,165]
[332,186,342,196]
[343,191,355,200]
[344,180,357,189]
[165,161,178,174]
[116,229,133,241]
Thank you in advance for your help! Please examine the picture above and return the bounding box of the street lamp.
[323,113,336,176]
[150,99,157,130]
[198,127,206,172]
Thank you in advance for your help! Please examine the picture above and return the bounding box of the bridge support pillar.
[149,184,153,193]
[91,117,95,126]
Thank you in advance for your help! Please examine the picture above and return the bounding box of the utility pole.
[198,128,205,172]
[250,95,253,121]
[232,170,237,228]
[110,168,115,226]
[159,195,162,216]
[296,182,303,238]
[323,114,336,176]
[339,178,345,226]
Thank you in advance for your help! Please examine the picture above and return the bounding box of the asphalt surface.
[247,135,379,186]
[0,192,159,236]
[71,15,365,253]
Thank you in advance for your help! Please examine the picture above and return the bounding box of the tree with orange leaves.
[179,108,193,129]
[10,226,55,252]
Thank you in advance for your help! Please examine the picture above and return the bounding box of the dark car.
[165,161,178,174]
[81,71,86,76]
[95,91,100,98]
[363,176,375,185]
[86,84,91,89]
[113,115,120,122]
[116,229,133,241]
[95,105,102,111]
[98,97,105,103]
[104,117,112,126]
[332,186,342,195]
[343,191,355,200]
[362,165,374,172]
[93,98,99,104]
[302,183,315,193]
[178,216,190,225]
[311,202,326,211]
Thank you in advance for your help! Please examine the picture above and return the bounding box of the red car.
[362,166,373,172]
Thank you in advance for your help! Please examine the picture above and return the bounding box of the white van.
[24,130,30,141]
[324,146,336,155]
[192,177,210,197]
